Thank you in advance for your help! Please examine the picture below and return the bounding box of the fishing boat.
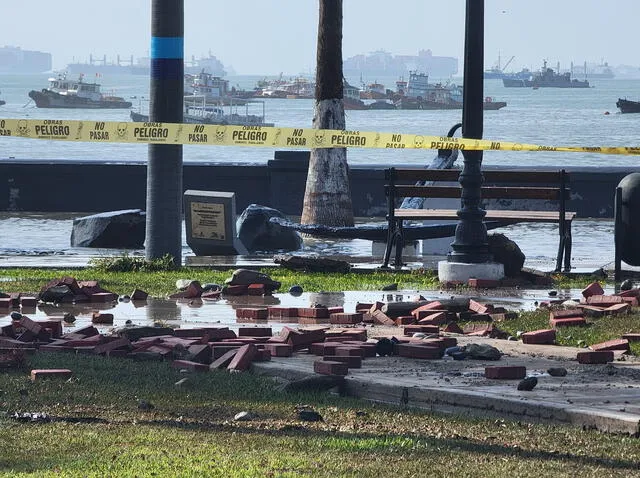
[28,72,132,108]
[130,96,274,127]
[184,71,248,105]
[343,80,367,110]
[616,98,640,114]
[395,71,506,110]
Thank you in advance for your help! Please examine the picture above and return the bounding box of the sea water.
[0,73,637,268]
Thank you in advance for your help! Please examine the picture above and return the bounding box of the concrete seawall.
[0,151,633,218]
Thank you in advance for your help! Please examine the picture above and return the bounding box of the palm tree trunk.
[301,0,354,227]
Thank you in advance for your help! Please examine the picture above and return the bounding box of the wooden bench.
[382,168,576,272]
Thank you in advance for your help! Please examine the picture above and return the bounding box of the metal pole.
[146,0,184,265]
[448,0,492,264]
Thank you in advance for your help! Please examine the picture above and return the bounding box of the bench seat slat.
[392,185,565,200]
[393,209,576,222]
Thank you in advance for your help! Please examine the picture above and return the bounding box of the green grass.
[0,267,441,298]
[1,354,639,477]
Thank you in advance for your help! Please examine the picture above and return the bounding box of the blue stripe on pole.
[150,58,183,80]
[150,37,184,59]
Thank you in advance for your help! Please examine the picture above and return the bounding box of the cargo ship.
[66,52,226,76]
[0,46,52,74]
[344,49,458,80]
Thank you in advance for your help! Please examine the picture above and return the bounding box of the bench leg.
[554,227,565,273]
[393,220,405,268]
[382,219,397,269]
[563,220,573,272]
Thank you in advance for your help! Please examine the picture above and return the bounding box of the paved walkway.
[254,335,640,435]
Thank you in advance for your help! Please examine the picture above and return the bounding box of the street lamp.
[438,0,504,282]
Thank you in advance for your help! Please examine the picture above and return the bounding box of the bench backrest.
[385,168,570,202]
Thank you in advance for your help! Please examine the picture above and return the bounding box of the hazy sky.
[1,0,633,75]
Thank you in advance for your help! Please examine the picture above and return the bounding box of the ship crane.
[501,55,515,72]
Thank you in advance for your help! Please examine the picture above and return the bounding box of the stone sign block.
[184,190,248,256]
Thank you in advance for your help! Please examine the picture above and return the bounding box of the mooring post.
[146,0,184,265]
[447,0,492,264]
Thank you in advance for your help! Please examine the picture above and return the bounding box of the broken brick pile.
[522,281,640,364]
[2,276,639,380]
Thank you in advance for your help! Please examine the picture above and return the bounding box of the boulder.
[70,209,145,248]
[237,204,302,252]
[487,233,525,277]
[225,269,281,291]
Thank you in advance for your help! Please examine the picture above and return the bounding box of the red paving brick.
[577,351,614,364]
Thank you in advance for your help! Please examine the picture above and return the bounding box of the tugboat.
[395,71,506,110]
[28,72,132,108]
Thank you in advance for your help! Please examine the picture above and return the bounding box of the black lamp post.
[447,0,492,264]
[145,0,184,266]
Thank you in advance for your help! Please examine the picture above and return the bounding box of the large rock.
[488,233,525,277]
[71,209,145,248]
[237,204,302,252]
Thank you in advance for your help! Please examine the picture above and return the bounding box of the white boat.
[131,95,274,127]
[27,72,132,109]
[184,70,249,105]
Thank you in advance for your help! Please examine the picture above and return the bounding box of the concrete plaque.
[184,190,248,255]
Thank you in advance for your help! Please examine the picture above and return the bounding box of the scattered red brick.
[313,360,348,376]
[550,317,588,327]
[297,307,330,319]
[210,349,239,369]
[371,310,395,326]
[235,308,268,320]
[31,369,73,381]
[521,329,556,345]
[586,295,625,307]
[577,350,614,364]
[268,307,298,319]
[468,278,500,289]
[590,339,630,352]
[264,343,293,357]
[323,355,362,368]
[581,282,604,298]
[395,316,416,326]
[130,289,149,301]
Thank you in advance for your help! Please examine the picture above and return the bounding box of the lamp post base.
[438,260,504,283]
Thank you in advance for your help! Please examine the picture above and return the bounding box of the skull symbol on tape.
[314,130,325,147]
[215,126,226,143]
[414,135,425,148]
[116,123,128,139]
[17,120,30,137]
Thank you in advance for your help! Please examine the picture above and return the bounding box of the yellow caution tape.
[1,118,639,155]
